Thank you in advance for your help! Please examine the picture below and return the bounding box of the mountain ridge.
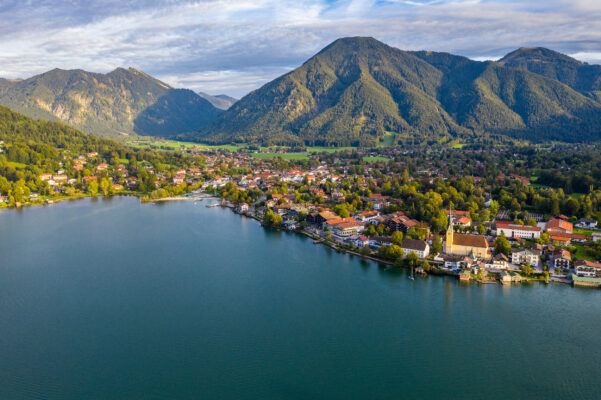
[195,37,601,146]
[0,67,223,138]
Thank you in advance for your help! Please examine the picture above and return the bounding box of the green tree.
[520,263,533,276]
[100,178,111,196]
[406,252,419,267]
[391,231,404,245]
[494,232,511,256]
[431,236,443,255]
[87,180,99,196]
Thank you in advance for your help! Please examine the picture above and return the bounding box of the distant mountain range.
[195,37,601,146]
[197,92,238,110]
[0,68,225,138]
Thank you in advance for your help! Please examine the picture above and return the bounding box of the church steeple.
[445,208,454,253]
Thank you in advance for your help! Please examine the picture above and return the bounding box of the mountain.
[499,47,601,96]
[0,68,223,138]
[198,92,237,110]
[196,37,601,146]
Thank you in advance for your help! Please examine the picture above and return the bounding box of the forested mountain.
[198,92,237,110]
[0,68,223,138]
[196,37,601,146]
[499,47,601,96]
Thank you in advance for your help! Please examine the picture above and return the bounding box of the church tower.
[445,208,454,254]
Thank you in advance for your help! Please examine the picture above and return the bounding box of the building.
[550,249,571,270]
[445,211,489,258]
[573,260,601,277]
[491,253,509,270]
[355,210,380,223]
[495,221,541,239]
[307,211,339,227]
[575,218,598,229]
[400,239,429,259]
[511,248,540,266]
[333,221,365,237]
[546,218,573,234]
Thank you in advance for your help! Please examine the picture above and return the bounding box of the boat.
[408,275,415,280]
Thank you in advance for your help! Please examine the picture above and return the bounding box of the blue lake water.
[0,196,600,399]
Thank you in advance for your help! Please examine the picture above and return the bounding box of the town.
[2,138,601,288]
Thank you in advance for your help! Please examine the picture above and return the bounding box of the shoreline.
[225,202,574,288]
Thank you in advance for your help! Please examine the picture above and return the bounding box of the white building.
[400,239,430,259]
[495,221,541,239]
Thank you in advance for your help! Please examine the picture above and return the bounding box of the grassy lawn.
[306,146,355,153]
[128,139,242,152]
[363,156,390,162]
[571,244,596,261]
[451,143,466,149]
[251,152,310,160]
[574,228,600,236]
[6,161,26,168]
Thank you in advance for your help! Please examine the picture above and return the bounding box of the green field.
[451,143,466,149]
[574,228,600,236]
[128,139,242,152]
[571,244,596,261]
[363,156,390,162]
[306,146,356,153]
[251,152,310,160]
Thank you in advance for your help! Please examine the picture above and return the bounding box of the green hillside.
[196,37,601,146]
[0,68,223,138]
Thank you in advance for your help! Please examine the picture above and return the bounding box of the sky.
[0,0,600,98]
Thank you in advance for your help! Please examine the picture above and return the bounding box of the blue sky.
[0,0,600,97]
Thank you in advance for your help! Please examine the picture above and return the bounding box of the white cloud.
[0,0,600,97]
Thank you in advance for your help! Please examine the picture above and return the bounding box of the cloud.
[0,0,600,97]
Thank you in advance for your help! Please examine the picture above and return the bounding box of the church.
[444,211,490,259]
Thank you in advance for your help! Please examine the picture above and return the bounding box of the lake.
[0,197,600,399]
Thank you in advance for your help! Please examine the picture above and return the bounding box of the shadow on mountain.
[134,89,223,137]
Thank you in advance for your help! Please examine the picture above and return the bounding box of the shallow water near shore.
[0,196,600,399]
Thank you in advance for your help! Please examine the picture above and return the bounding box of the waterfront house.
[492,253,509,270]
[573,260,601,277]
[400,239,429,259]
[369,236,393,249]
[333,221,365,237]
[550,249,571,270]
[349,235,370,248]
[511,248,540,266]
[235,203,249,213]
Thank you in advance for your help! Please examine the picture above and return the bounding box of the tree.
[391,231,404,245]
[494,232,511,256]
[489,200,500,217]
[406,252,419,267]
[431,236,442,255]
[477,223,486,235]
[520,263,533,276]
[263,210,282,228]
[86,180,99,196]
[100,177,111,196]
